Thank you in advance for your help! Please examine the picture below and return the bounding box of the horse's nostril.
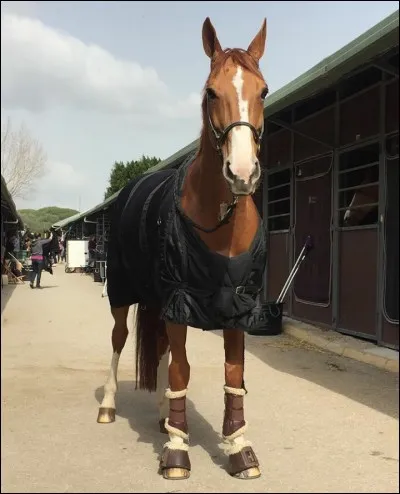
[250,162,260,181]
[225,162,235,181]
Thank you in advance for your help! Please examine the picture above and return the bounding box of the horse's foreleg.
[222,329,260,479]
[97,306,129,424]
[159,322,191,480]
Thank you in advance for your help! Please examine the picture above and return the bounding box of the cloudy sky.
[1,1,398,212]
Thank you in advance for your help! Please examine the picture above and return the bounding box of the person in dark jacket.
[29,232,53,289]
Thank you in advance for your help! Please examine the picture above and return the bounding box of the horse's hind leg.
[97,306,129,424]
[222,329,261,479]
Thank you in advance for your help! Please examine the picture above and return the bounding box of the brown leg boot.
[222,386,260,479]
[159,388,191,480]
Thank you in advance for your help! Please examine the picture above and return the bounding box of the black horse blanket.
[107,157,268,331]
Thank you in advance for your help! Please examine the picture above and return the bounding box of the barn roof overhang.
[52,212,84,230]
[1,175,25,230]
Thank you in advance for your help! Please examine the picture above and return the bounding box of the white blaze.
[228,66,254,184]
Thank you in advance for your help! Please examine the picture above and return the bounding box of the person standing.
[29,232,53,289]
[11,233,21,258]
[61,238,67,262]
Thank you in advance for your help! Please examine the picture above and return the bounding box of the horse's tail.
[135,304,168,392]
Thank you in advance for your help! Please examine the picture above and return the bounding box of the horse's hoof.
[159,447,191,480]
[228,446,260,479]
[162,468,190,480]
[159,419,168,434]
[97,407,116,423]
[232,466,261,480]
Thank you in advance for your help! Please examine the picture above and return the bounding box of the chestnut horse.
[343,172,379,226]
[97,18,268,480]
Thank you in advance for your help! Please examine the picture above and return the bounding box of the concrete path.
[283,319,399,373]
[1,266,399,493]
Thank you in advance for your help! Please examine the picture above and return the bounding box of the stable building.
[1,174,24,257]
[259,11,398,349]
[73,11,399,349]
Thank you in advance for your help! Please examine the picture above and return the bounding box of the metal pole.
[276,235,313,304]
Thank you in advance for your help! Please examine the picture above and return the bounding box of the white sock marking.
[100,352,120,409]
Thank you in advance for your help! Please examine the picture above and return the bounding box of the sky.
[1,1,398,212]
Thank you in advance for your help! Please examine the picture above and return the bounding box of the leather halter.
[175,95,263,234]
[206,94,264,157]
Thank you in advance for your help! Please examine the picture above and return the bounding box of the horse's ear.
[247,19,267,62]
[202,17,222,60]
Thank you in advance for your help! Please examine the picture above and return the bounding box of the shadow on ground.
[94,382,227,473]
[1,284,17,315]
[239,331,399,420]
[93,328,398,479]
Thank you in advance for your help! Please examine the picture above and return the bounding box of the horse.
[343,171,379,227]
[97,17,268,481]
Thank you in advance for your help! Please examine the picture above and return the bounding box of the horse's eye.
[206,88,218,100]
[260,87,269,100]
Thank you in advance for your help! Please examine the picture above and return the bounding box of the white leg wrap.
[224,385,246,396]
[165,388,187,399]
[163,388,189,451]
[221,422,252,455]
[163,418,189,451]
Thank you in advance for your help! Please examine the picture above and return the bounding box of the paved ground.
[283,319,399,373]
[1,266,399,493]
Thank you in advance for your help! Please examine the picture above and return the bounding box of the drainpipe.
[84,217,97,224]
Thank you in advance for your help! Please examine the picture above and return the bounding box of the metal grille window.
[383,133,399,322]
[338,143,379,227]
[294,89,336,122]
[267,169,291,231]
[339,66,382,100]
[386,133,399,158]
[96,212,111,259]
[67,224,79,240]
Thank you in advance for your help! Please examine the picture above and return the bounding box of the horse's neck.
[181,146,259,257]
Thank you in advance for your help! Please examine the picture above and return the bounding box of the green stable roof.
[1,175,24,229]
[52,212,84,230]
[62,9,399,226]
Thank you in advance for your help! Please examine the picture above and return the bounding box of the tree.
[18,207,79,234]
[1,117,47,200]
[104,155,162,199]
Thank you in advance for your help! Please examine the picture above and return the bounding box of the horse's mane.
[197,48,266,156]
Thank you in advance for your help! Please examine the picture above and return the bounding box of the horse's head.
[343,168,379,227]
[201,18,268,196]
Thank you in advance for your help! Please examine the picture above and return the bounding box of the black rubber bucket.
[246,302,283,336]
[93,264,102,283]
